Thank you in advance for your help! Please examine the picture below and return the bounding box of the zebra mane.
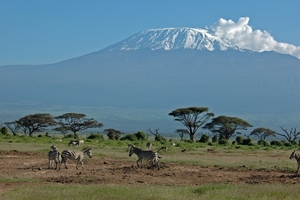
[82,147,91,151]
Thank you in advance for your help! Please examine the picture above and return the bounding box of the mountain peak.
[107,27,245,52]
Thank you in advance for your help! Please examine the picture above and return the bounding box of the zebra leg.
[76,160,83,170]
[54,160,58,170]
[61,157,68,169]
[48,159,51,169]
[140,159,144,168]
[137,159,143,168]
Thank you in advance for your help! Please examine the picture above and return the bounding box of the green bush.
[199,134,210,143]
[218,139,229,145]
[87,133,104,140]
[242,138,252,145]
[120,134,138,141]
[270,140,282,146]
[134,131,147,140]
[235,136,243,144]
[1,126,9,135]
[155,135,167,142]
[258,140,268,146]
[212,135,218,143]
[284,142,293,147]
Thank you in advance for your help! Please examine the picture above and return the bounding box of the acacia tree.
[54,113,104,138]
[169,107,214,141]
[203,115,252,140]
[4,121,20,136]
[17,113,57,136]
[250,127,276,141]
[277,126,300,144]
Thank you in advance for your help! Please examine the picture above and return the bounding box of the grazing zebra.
[60,148,92,170]
[158,146,168,152]
[48,145,61,170]
[128,145,160,170]
[290,150,300,173]
[146,142,152,149]
[68,140,80,146]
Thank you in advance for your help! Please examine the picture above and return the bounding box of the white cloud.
[210,17,300,59]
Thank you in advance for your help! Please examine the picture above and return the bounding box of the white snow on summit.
[108,27,244,52]
[107,17,300,59]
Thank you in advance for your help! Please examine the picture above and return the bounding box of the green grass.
[1,135,300,199]
[2,183,300,200]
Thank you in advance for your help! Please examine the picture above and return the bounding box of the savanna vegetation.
[1,107,300,199]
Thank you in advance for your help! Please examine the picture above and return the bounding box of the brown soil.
[0,150,299,195]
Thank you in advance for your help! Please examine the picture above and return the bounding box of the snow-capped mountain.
[107,28,245,52]
[0,27,299,133]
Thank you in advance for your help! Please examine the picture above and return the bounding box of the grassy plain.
[0,134,299,199]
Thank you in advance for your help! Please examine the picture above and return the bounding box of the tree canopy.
[250,127,276,141]
[54,113,103,138]
[203,115,252,140]
[17,113,57,136]
[169,107,214,141]
[277,126,300,143]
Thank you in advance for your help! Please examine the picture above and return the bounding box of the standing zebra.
[129,145,160,170]
[60,148,92,170]
[290,150,300,173]
[48,145,61,170]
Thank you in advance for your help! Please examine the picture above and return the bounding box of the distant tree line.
[4,113,103,138]
[1,106,299,145]
[169,106,300,144]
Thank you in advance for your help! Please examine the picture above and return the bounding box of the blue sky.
[1,0,299,66]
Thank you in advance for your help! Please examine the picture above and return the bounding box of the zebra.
[48,145,61,170]
[289,150,300,173]
[68,140,80,146]
[128,145,160,170]
[158,146,168,152]
[60,148,92,170]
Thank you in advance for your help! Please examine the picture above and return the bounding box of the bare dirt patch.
[0,150,299,194]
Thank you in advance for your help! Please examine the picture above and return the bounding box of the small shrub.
[87,133,104,140]
[270,140,282,146]
[155,135,167,142]
[284,142,293,147]
[120,134,138,141]
[1,127,9,135]
[242,138,252,145]
[236,136,243,144]
[134,131,146,140]
[218,139,229,145]
[199,134,210,143]
[212,135,218,143]
[258,140,268,146]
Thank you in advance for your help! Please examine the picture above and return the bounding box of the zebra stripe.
[48,145,61,170]
[60,148,92,170]
[290,150,300,173]
[129,145,160,170]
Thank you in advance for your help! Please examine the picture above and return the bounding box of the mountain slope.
[0,28,299,133]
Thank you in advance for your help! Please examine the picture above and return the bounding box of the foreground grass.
[2,183,299,200]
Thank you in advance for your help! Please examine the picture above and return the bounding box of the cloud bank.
[210,17,300,59]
